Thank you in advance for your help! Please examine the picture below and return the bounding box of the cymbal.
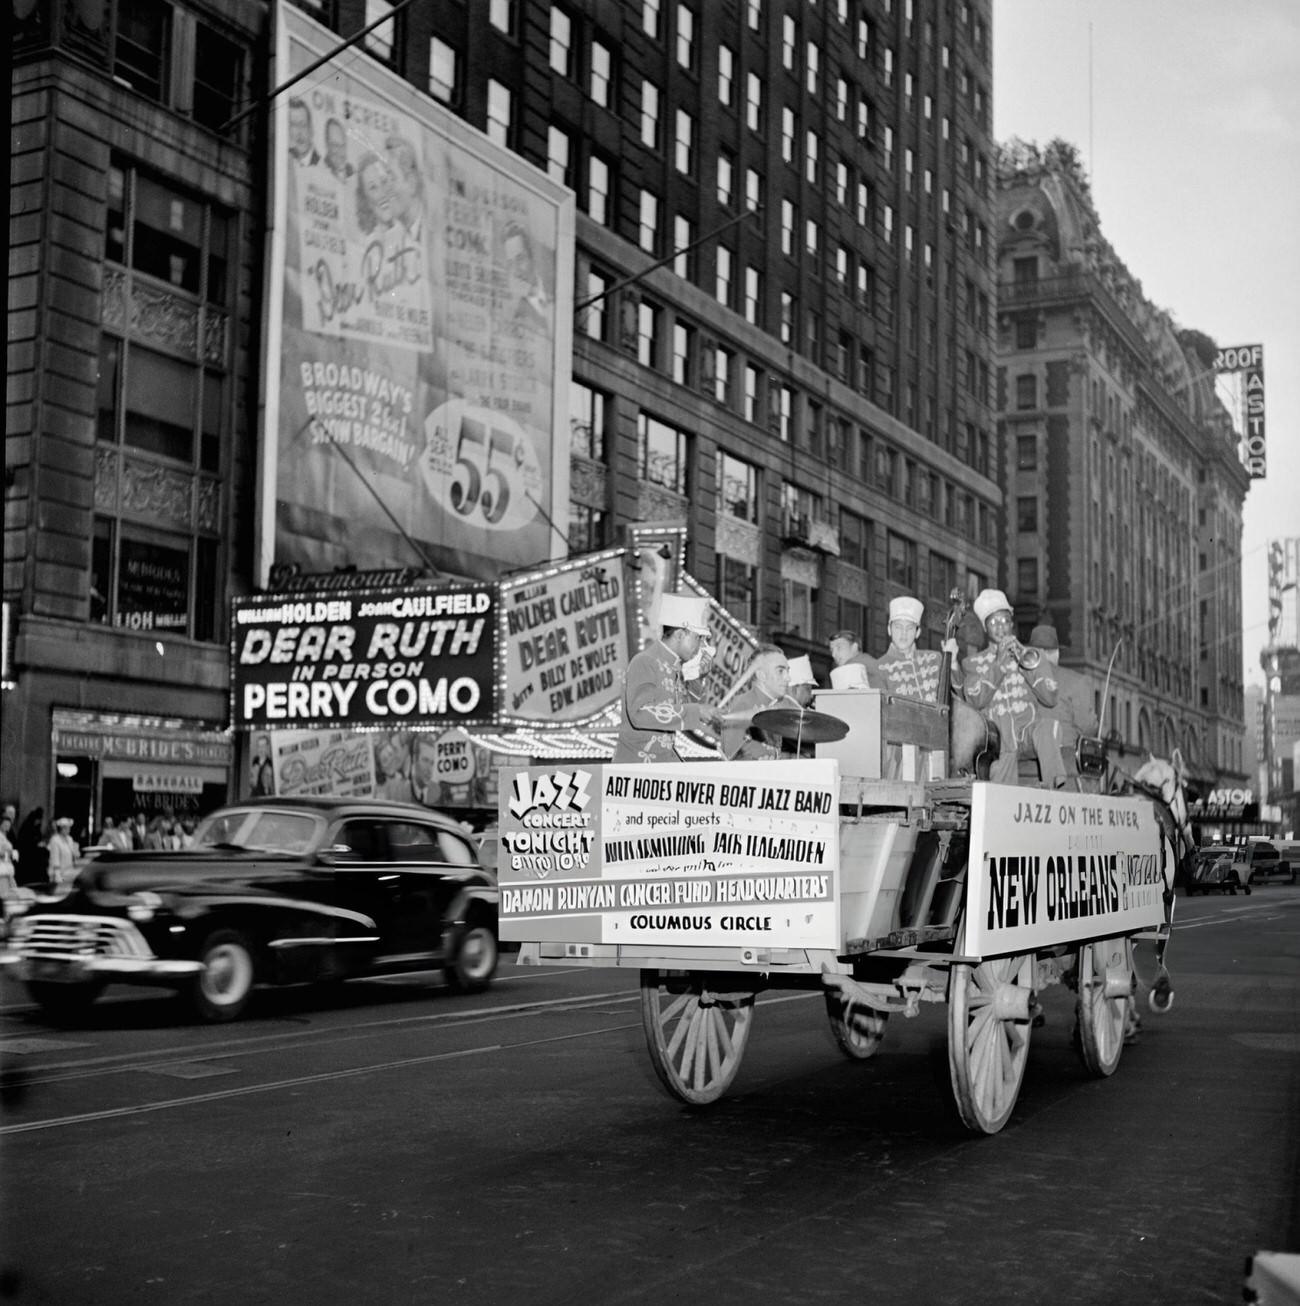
[751,707,849,744]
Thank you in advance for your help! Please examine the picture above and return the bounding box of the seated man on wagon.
[827,628,886,689]
[1026,624,1100,791]
[719,645,803,761]
[614,593,720,765]
[962,590,1065,788]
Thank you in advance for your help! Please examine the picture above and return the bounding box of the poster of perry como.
[261,4,575,586]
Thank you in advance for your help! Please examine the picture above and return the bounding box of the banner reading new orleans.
[497,761,842,949]
[266,5,574,584]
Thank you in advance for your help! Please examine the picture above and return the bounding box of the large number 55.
[449,417,487,516]
[481,426,522,524]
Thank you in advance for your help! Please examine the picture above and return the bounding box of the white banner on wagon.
[964,783,1166,957]
[498,760,842,950]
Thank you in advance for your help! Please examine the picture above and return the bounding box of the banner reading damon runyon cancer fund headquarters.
[262,4,574,585]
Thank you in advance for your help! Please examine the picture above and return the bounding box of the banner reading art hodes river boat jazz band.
[497,761,842,950]
[261,4,574,585]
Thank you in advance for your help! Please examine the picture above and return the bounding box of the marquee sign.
[231,583,497,730]
[1215,343,1266,480]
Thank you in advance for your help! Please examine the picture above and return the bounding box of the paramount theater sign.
[232,584,496,729]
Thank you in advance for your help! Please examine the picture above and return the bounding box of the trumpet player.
[962,589,1065,788]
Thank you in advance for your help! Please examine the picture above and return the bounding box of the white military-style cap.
[829,664,872,690]
[658,593,711,633]
[888,596,924,626]
[786,654,816,686]
[972,588,1013,627]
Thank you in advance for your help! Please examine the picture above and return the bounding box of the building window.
[718,451,758,522]
[718,555,757,626]
[192,19,243,130]
[780,291,795,345]
[637,301,661,368]
[806,41,820,95]
[1017,557,1039,597]
[642,0,661,38]
[719,44,734,104]
[1017,496,1038,533]
[490,0,514,33]
[671,321,694,385]
[840,508,870,570]
[781,107,797,163]
[717,150,734,206]
[581,267,608,340]
[590,39,613,106]
[486,79,512,146]
[747,0,761,30]
[745,167,762,212]
[744,364,761,423]
[745,72,762,132]
[676,3,695,67]
[587,154,611,225]
[805,130,819,184]
[363,0,396,62]
[673,214,695,280]
[675,109,694,173]
[781,578,817,636]
[782,14,797,68]
[638,413,688,493]
[638,189,659,254]
[570,380,608,459]
[780,199,796,255]
[428,37,458,103]
[930,550,956,598]
[713,346,733,405]
[775,383,793,441]
[549,6,573,76]
[1016,373,1038,409]
[805,218,819,261]
[641,80,661,148]
[568,503,606,554]
[743,265,762,325]
[546,126,571,186]
[716,245,733,305]
[1017,435,1038,470]
[886,531,916,589]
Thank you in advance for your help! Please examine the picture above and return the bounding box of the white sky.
[993,0,1300,685]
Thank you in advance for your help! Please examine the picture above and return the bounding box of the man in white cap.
[962,590,1064,787]
[875,596,963,702]
[614,593,721,763]
[719,645,803,760]
[46,816,81,890]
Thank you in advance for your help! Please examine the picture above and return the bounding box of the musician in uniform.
[962,589,1064,787]
[874,596,963,702]
[1027,624,1099,790]
[614,593,720,764]
[719,645,803,760]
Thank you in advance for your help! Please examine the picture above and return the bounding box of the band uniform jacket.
[614,640,712,764]
[875,647,962,702]
[961,644,1058,747]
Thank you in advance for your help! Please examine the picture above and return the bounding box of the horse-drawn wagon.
[498,691,1181,1134]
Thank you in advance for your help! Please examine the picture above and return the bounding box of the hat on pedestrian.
[972,588,1013,627]
[829,629,860,646]
[830,664,872,690]
[658,593,711,634]
[1028,624,1061,651]
[786,654,816,687]
[54,816,74,829]
[888,596,925,627]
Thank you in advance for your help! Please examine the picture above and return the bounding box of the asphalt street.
[1,885,1296,1306]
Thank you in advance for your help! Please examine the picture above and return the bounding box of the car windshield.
[192,808,321,854]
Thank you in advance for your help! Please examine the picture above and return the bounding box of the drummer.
[614,593,721,764]
[719,645,803,760]
[875,596,963,701]
[827,628,885,689]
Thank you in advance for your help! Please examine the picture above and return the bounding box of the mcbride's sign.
[232,584,496,729]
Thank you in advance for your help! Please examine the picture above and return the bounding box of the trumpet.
[998,637,1042,670]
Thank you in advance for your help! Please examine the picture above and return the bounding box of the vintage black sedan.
[0,797,500,1023]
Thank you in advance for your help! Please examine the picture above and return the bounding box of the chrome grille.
[12,915,153,960]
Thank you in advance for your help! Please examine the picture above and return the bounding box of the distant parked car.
[1232,839,1298,886]
[1187,846,1249,896]
[0,797,499,1023]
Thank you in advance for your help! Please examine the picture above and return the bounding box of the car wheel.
[445,920,498,994]
[191,929,257,1023]
[26,979,106,1024]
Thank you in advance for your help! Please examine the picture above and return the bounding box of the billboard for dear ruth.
[261,4,574,586]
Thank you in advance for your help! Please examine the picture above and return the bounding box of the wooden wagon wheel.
[824,990,889,1060]
[639,969,755,1105]
[946,952,1035,1134]
[1074,937,1134,1077]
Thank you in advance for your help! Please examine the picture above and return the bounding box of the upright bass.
[940,588,998,778]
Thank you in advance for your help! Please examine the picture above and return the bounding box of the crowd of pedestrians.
[0,804,198,915]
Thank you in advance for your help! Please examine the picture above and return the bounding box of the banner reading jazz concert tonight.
[261,4,574,586]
